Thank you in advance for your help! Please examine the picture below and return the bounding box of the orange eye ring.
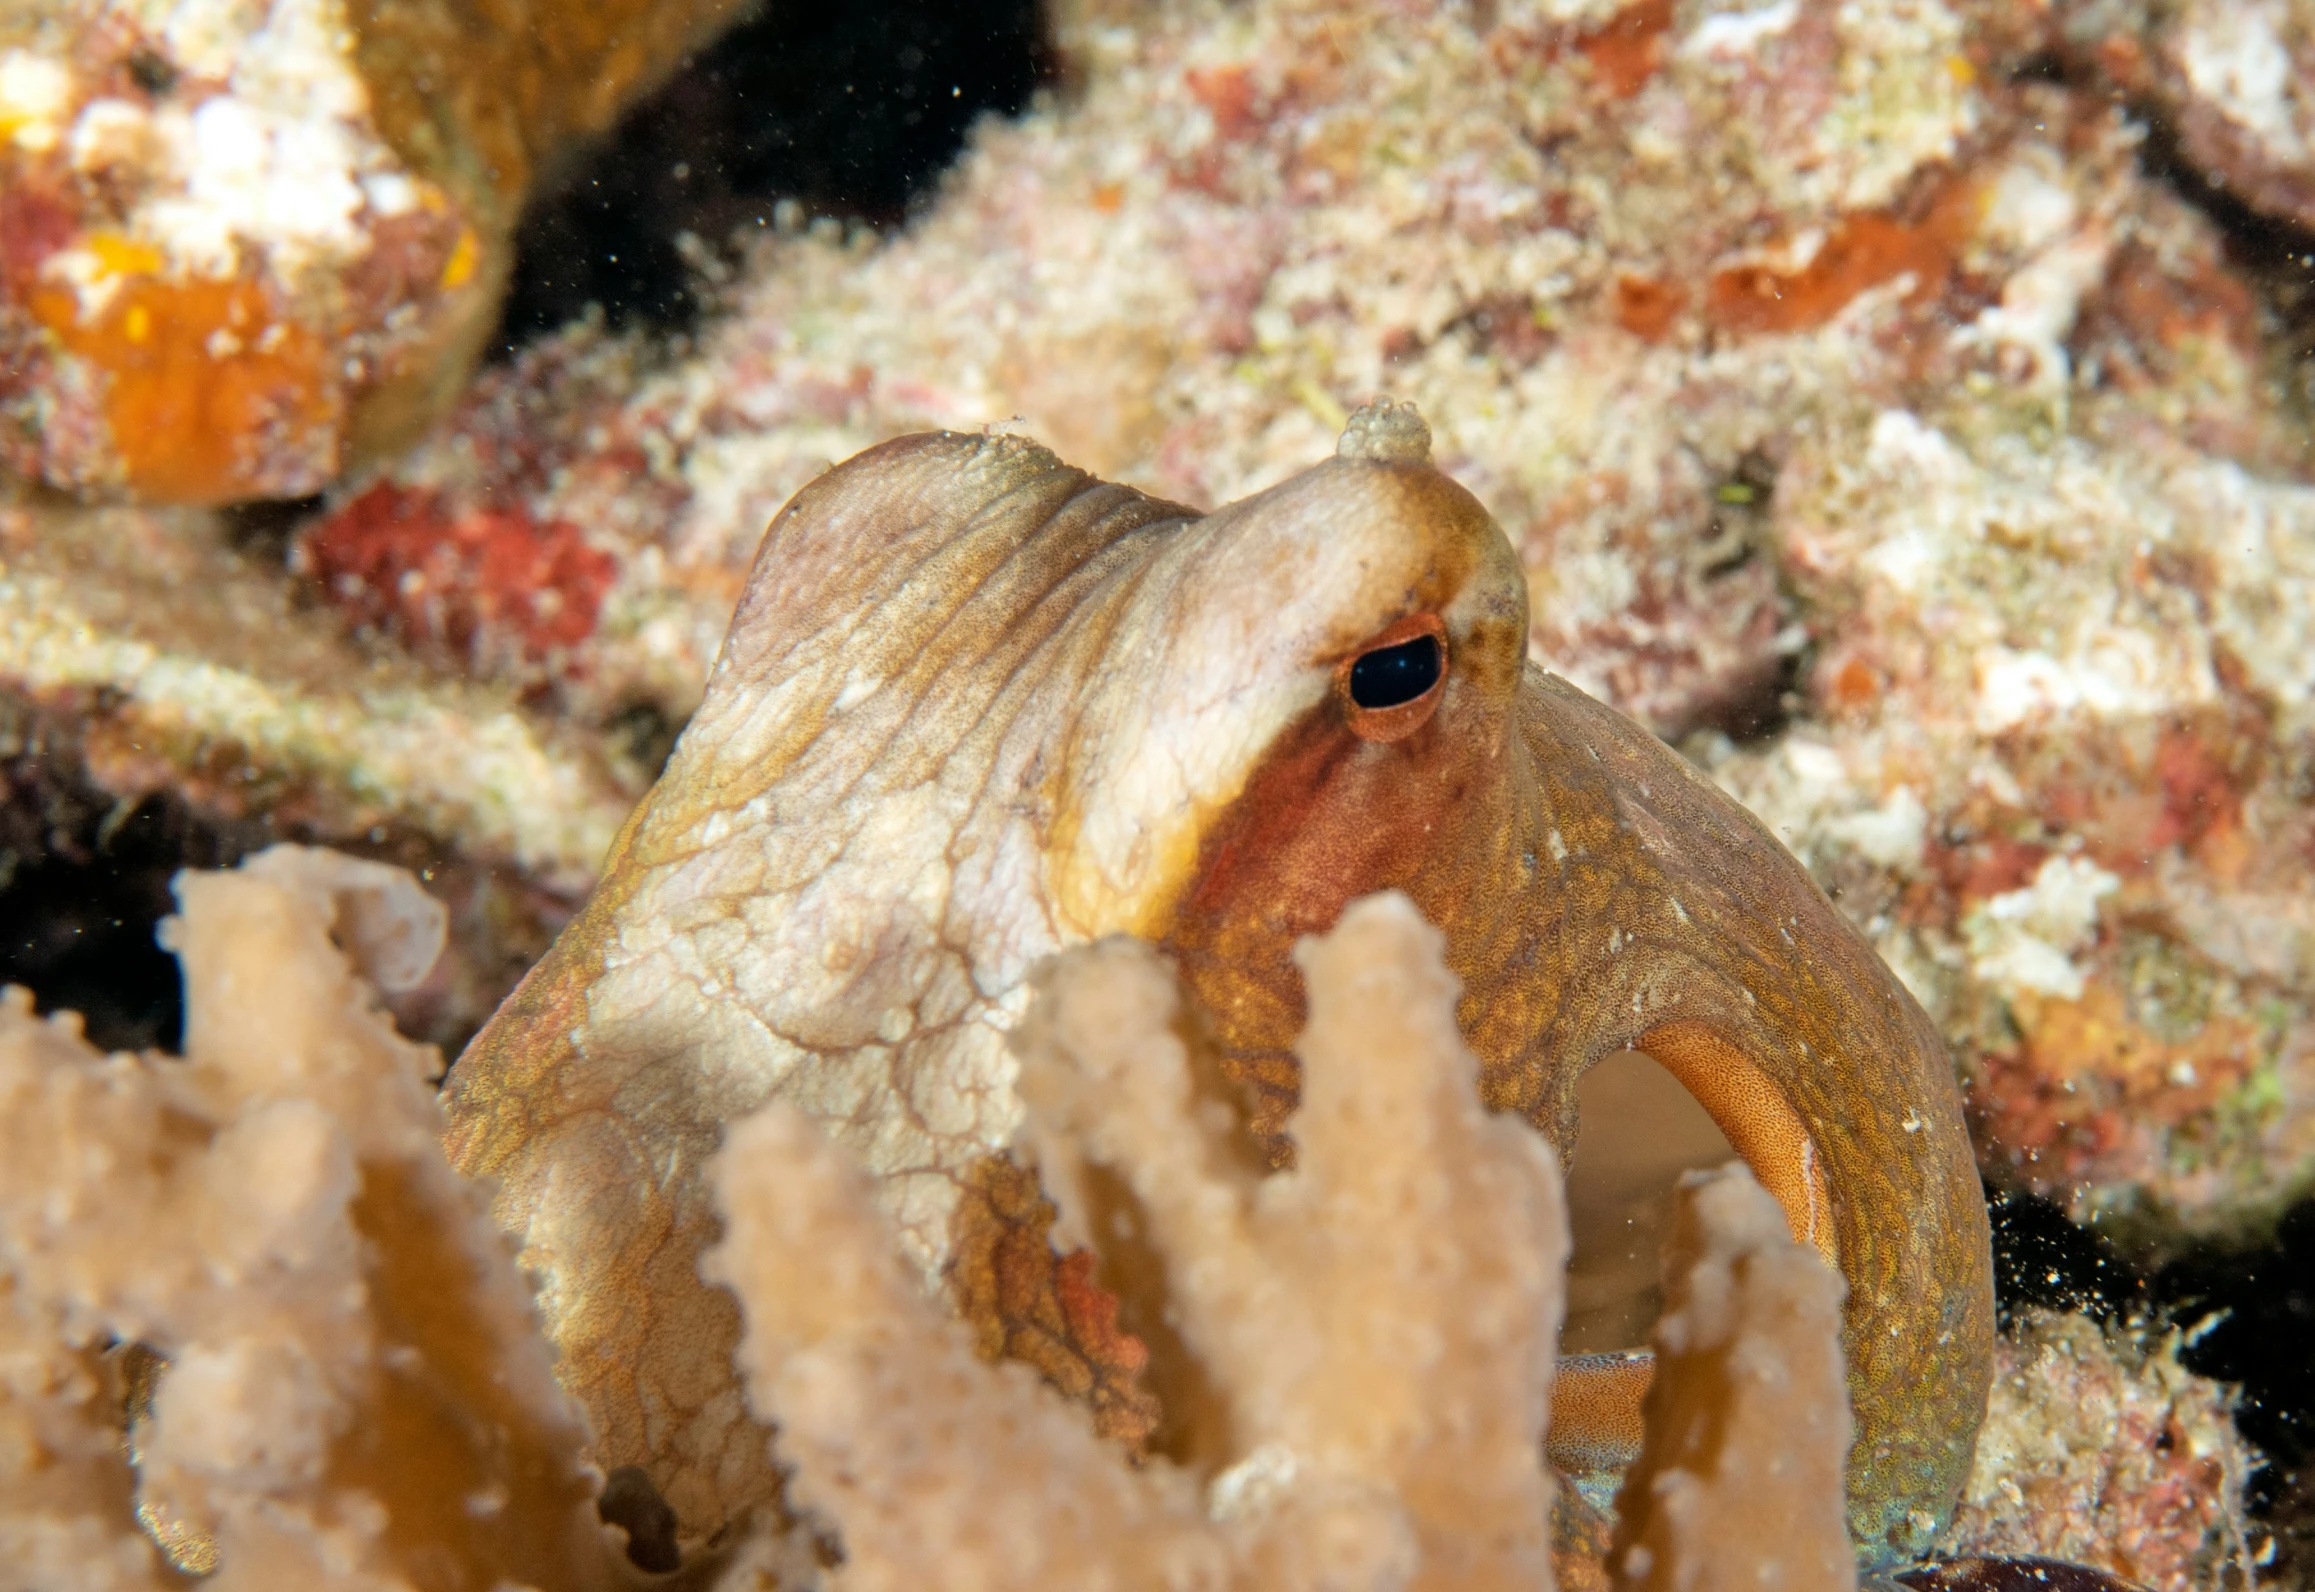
[1336,613,1448,743]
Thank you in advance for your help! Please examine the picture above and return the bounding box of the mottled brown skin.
[1169,663,1992,1562]
[449,436,1206,1542]
[449,417,1991,1567]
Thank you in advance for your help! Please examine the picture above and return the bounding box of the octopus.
[444,400,1994,1570]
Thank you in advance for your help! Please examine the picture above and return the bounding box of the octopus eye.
[1349,635,1442,708]
[1338,614,1448,742]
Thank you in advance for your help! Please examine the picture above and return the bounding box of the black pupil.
[1348,635,1443,710]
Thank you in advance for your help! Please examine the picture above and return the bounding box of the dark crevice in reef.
[604,697,690,786]
[1679,645,1806,748]
[2009,34,2315,324]
[2136,118,2315,359]
[1672,451,1803,748]
[2019,37,2315,432]
[495,0,1052,349]
[2151,1199,2315,1542]
[219,491,330,562]
[2002,48,2072,88]
[0,709,274,1054]
[0,699,567,1061]
[2119,105,2315,445]
[1987,1187,2145,1325]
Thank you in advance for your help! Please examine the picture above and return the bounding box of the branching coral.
[708,892,1873,1591]
[0,852,2258,1590]
[710,893,1566,1590]
[1608,1166,1855,1592]
[1014,891,1568,1585]
[0,845,621,1590]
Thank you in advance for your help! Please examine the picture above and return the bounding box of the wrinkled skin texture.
[445,420,1993,1565]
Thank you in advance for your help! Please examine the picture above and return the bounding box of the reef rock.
[0,495,637,887]
[1945,1312,2260,1591]
[356,0,2315,1246]
[0,0,752,503]
[1707,404,2315,1239]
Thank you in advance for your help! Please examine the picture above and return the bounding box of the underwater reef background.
[4,0,2315,1583]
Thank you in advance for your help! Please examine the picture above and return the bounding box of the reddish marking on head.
[1182,706,1364,925]
[1164,650,1505,1158]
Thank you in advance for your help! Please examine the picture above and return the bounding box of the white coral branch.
[709,891,1568,1591]
[0,846,618,1591]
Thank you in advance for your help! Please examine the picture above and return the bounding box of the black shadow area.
[496,0,1050,346]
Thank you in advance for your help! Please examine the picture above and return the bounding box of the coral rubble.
[1943,1311,2260,1592]
[0,0,752,503]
